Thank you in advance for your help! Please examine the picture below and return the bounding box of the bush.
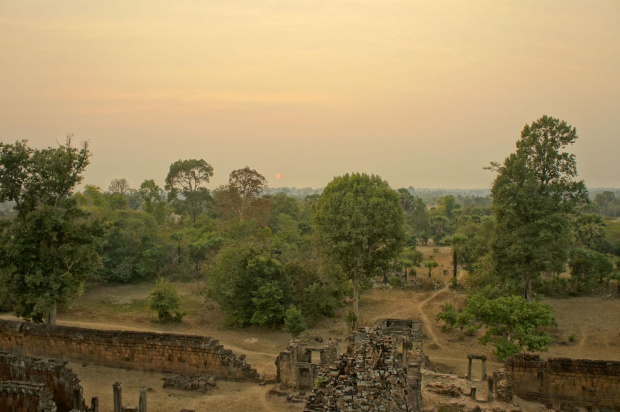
[345,309,357,331]
[436,303,458,331]
[148,277,185,322]
[284,305,307,338]
[388,275,403,288]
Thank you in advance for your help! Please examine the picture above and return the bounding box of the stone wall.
[0,320,259,381]
[0,381,56,412]
[0,351,85,411]
[276,339,338,389]
[304,330,410,411]
[505,353,620,410]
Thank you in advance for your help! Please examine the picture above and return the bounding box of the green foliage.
[467,294,556,360]
[388,275,403,288]
[435,303,458,331]
[569,247,614,287]
[0,138,101,322]
[490,116,588,300]
[568,333,576,343]
[251,281,286,327]
[0,137,90,216]
[165,159,213,224]
[207,245,292,327]
[284,305,307,338]
[424,260,438,277]
[148,277,185,322]
[345,309,357,331]
[312,173,405,327]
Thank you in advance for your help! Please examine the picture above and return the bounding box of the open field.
[1,246,619,411]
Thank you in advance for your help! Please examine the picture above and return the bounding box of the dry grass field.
[2,246,619,411]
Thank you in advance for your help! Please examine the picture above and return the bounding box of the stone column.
[91,397,99,412]
[113,382,123,412]
[470,387,476,400]
[467,357,473,381]
[73,388,83,410]
[482,358,487,380]
[309,366,314,391]
[139,387,147,412]
[487,377,494,402]
[295,366,301,391]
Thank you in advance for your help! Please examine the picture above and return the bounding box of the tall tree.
[489,116,588,301]
[312,173,404,328]
[0,137,101,323]
[108,178,130,195]
[165,159,213,224]
[228,166,268,220]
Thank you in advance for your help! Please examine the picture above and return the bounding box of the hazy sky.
[1,1,618,191]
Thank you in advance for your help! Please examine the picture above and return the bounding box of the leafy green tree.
[489,116,588,301]
[188,231,223,272]
[284,305,307,338]
[435,303,458,331]
[568,248,614,286]
[228,166,268,220]
[397,246,424,280]
[0,138,90,216]
[410,197,430,243]
[207,245,292,326]
[96,210,165,283]
[165,159,213,224]
[312,173,404,328]
[251,281,286,328]
[148,277,184,322]
[468,294,556,360]
[443,234,467,282]
[0,138,100,323]
[429,215,450,244]
[424,260,438,278]
[573,213,607,250]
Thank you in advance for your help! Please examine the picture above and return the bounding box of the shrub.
[284,305,307,338]
[345,309,357,330]
[388,275,403,288]
[148,277,185,322]
[436,303,458,331]
[251,281,286,328]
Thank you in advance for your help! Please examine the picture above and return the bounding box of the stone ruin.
[0,319,259,381]
[0,351,87,411]
[296,318,424,412]
[275,338,339,391]
[162,374,217,392]
[503,353,620,410]
[0,381,56,412]
[0,320,263,411]
[303,329,423,411]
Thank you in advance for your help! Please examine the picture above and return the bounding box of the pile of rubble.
[162,374,217,392]
[304,330,409,411]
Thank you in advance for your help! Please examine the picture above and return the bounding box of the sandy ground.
[1,246,619,411]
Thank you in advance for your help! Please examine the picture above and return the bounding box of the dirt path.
[417,288,449,349]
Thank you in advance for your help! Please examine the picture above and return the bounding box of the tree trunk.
[453,250,458,279]
[352,271,359,330]
[523,275,532,302]
[46,303,57,325]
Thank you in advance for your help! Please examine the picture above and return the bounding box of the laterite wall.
[0,320,258,381]
[505,353,620,410]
